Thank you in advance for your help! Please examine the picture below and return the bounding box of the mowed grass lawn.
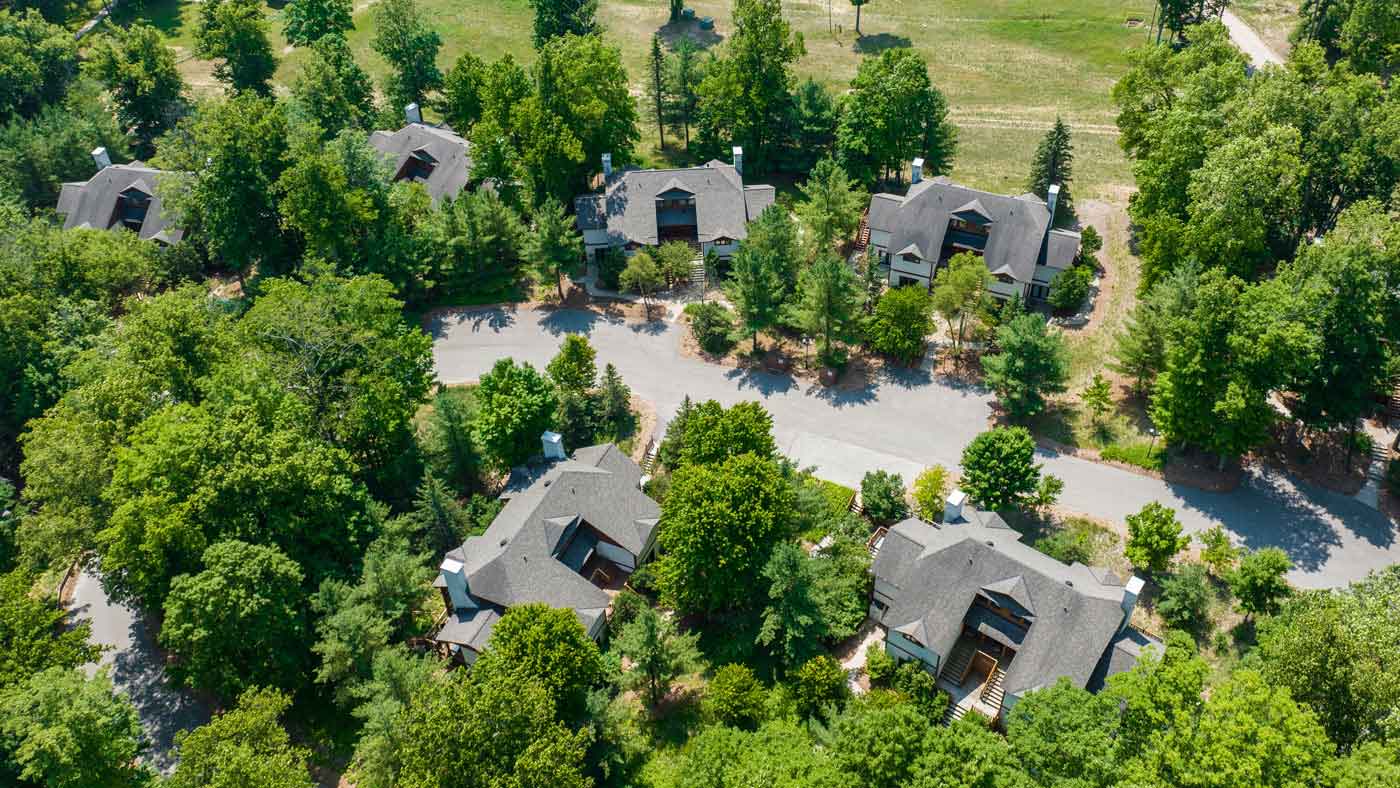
[109,0,1152,194]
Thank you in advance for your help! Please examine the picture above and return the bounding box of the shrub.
[1157,563,1212,635]
[1079,225,1103,258]
[1048,265,1093,312]
[893,662,947,721]
[1196,524,1239,578]
[1034,529,1094,565]
[817,479,856,517]
[705,663,767,729]
[865,643,897,687]
[685,301,736,355]
[627,563,659,595]
[866,285,934,363]
[791,654,849,718]
[609,589,648,632]
[1101,441,1165,471]
[597,247,627,290]
[859,470,909,525]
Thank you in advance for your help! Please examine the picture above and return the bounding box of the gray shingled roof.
[872,507,1131,697]
[1087,627,1163,692]
[435,443,658,650]
[867,177,1080,284]
[368,123,472,203]
[55,163,184,243]
[573,161,772,245]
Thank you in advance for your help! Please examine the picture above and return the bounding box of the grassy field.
[106,0,1151,195]
[1230,0,1298,58]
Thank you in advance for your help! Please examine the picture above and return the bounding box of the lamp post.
[1148,427,1158,455]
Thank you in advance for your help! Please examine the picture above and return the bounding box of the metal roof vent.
[1065,579,1074,587]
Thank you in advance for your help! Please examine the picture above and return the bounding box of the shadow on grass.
[658,18,723,50]
[853,32,913,54]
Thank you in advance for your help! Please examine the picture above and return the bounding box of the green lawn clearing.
[107,0,1150,194]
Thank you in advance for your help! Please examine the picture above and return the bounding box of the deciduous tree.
[526,0,597,48]
[547,333,598,392]
[290,34,377,136]
[1124,501,1188,574]
[160,540,308,698]
[911,465,951,522]
[283,0,352,46]
[168,688,314,788]
[1229,547,1292,620]
[473,603,605,720]
[472,358,558,470]
[370,0,442,111]
[959,427,1042,511]
[196,0,278,95]
[85,24,185,151]
[931,251,988,356]
[657,453,793,614]
[0,667,147,788]
[867,284,934,364]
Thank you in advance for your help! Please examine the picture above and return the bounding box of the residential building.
[866,161,1080,302]
[573,147,776,264]
[55,147,184,244]
[368,103,473,204]
[869,492,1158,723]
[430,435,660,664]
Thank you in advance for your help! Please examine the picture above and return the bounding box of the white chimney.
[944,489,967,523]
[911,157,924,184]
[91,147,111,171]
[602,152,613,179]
[542,431,565,461]
[439,558,472,610]
[1120,575,1145,631]
[404,102,422,125]
[1047,183,1061,224]
[732,146,743,176]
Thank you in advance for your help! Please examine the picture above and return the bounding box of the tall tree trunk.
[556,270,564,301]
[856,4,862,35]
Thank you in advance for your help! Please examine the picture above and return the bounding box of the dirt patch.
[1250,422,1371,496]
[627,395,657,464]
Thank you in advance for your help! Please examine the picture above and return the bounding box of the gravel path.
[1222,9,1284,68]
[431,306,1400,589]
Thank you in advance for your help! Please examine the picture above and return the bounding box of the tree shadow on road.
[538,306,623,337]
[110,615,211,775]
[1170,466,1394,575]
[423,305,517,338]
[724,366,796,396]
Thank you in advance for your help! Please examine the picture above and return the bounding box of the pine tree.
[409,473,472,555]
[658,395,693,469]
[666,39,702,150]
[786,252,862,363]
[646,35,667,149]
[1081,373,1113,425]
[859,246,883,315]
[727,243,784,353]
[1028,116,1074,224]
[598,363,632,438]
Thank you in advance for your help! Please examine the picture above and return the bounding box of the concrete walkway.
[431,306,1400,589]
[1222,10,1284,68]
[68,569,210,775]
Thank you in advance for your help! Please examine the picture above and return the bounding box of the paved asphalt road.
[68,568,210,775]
[432,305,1400,589]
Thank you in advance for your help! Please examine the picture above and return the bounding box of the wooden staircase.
[1388,380,1400,423]
[641,438,659,475]
[848,490,865,517]
[942,699,968,726]
[939,639,975,685]
[979,664,1007,712]
[855,212,871,252]
[689,258,706,294]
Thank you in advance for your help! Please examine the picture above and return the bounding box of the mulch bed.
[1250,422,1370,496]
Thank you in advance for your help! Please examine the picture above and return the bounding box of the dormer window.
[113,187,151,232]
[714,236,732,245]
[950,217,990,236]
[397,148,438,182]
